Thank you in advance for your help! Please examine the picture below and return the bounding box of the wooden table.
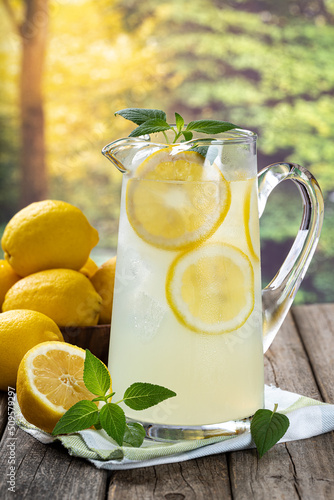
[1,303,333,499]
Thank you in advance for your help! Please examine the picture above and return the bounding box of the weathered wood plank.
[59,461,107,499]
[109,465,156,500]
[0,423,108,500]
[264,312,321,398]
[229,446,301,500]
[292,303,334,403]
[229,434,334,500]
[228,311,334,500]
[280,435,334,499]
[109,454,232,500]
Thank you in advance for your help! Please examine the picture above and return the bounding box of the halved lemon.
[166,243,255,334]
[126,148,231,250]
[244,178,260,262]
[16,341,108,433]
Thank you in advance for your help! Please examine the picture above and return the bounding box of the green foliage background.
[1,0,333,302]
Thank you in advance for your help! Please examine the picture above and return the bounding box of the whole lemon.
[2,269,102,327]
[1,200,99,277]
[80,257,99,278]
[90,256,116,325]
[0,310,63,390]
[0,259,21,310]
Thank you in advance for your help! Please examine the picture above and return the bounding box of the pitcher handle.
[258,163,324,353]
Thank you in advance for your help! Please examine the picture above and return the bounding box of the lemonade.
[108,142,264,427]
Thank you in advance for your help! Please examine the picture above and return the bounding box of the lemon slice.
[16,341,109,433]
[166,243,255,334]
[244,179,260,262]
[126,148,231,250]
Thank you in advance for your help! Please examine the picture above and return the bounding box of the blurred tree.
[0,3,19,224]
[2,0,48,207]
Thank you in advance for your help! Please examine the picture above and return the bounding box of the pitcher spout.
[101,138,131,173]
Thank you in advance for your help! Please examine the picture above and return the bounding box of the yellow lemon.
[166,242,255,334]
[0,310,63,390]
[0,259,21,310]
[1,200,99,277]
[243,179,260,262]
[80,257,99,278]
[126,148,231,250]
[90,257,116,324]
[2,269,101,327]
[16,341,106,433]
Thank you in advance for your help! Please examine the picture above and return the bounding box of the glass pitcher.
[102,128,324,440]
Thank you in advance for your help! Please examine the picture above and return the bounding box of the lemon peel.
[0,310,63,390]
[90,256,117,325]
[2,269,101,327]
[1,200,99,277]
[0,259,21,309]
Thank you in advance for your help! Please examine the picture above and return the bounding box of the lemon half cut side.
[166,243,255,334]
[16,342,104,434]
[126,148,231,250]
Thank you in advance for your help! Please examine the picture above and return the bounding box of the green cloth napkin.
[15,385,334,470]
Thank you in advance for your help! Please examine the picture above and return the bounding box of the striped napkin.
[15,385,334,470]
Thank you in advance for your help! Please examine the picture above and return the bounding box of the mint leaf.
[251,405,290,458]
[99,403,126,446]
[115,108,166,125]
[83,349,111,397]
[182,130,193,141]
[123,422,146,447]
[191,145,209,157]
[123,382,176,410]
[186,120,237,134]
[129,119,171,138]
[52,400,99,435]
[175,112,184,133]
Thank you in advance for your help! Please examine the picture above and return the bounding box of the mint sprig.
[250,404,290,458]
[52,350,176,448]
[115,108,237,143]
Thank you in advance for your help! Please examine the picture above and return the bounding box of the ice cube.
[133,291,167,343]
[114,247,150,294]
